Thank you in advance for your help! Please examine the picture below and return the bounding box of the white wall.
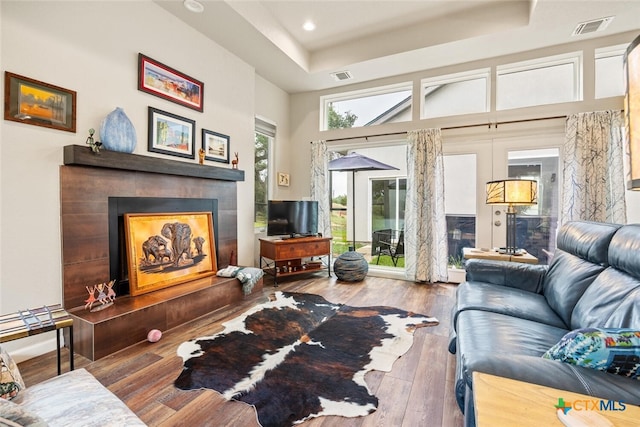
[1,1,256,359]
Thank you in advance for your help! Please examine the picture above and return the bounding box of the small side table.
[463,247,538,264]
[473,372,640,426]
[0,305,74,375]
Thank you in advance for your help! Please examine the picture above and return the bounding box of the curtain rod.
[317,115,567,143]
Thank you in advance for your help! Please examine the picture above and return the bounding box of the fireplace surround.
[60,145,257,360]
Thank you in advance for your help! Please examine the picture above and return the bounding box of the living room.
[2,1,640,426]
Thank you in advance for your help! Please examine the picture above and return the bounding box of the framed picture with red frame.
[138,53,204,112]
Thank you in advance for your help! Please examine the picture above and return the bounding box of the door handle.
[494,220,502,226]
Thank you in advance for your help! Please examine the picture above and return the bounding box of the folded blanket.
[217,266,264,295]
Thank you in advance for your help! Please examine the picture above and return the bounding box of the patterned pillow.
[1,346,26,400]
[543,328,640,379]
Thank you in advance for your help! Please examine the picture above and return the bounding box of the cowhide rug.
[175,291,438,427]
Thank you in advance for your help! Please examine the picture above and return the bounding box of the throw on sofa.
[449,221,640,427]
[1,345,145,427]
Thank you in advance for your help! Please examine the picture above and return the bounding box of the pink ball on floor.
[147,329,162,343]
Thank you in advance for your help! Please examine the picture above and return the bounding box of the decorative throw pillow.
[543,328,640,380]
[0,346,26,400]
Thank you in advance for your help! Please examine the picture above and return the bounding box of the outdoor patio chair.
[371,229,404,266]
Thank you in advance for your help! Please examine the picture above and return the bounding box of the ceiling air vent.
[572,16,614,36]
[331,71,353,82]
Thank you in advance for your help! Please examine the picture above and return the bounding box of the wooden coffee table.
[473,372,640,426]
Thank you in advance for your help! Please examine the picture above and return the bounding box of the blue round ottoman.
[333,251,368,282]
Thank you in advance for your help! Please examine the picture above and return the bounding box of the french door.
[443,126,563,264]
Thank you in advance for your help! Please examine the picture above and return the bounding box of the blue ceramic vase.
[100,107,137,153]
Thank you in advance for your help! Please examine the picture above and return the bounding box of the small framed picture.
[4,71,76,132]
[202,129,230,163]
[138,53,204,112]
[148,106,195,159]
[278,172,290,187]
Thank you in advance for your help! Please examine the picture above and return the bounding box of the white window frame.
[420,68,491,119]
[496,51,583,109]
[319,82,412,131]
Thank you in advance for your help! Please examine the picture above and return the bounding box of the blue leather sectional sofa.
[449,221,640,426]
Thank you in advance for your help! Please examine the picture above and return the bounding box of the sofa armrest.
[464,259,548,293]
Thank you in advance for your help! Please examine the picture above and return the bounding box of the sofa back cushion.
[543,221,621,327]
[571,224,640,329]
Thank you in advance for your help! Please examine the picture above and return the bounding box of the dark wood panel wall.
[60,165,238,309]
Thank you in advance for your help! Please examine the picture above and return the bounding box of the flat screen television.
[267,200,318,237]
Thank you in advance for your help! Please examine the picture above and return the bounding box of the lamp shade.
[486,179,538,205]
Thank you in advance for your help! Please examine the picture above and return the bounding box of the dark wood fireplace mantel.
[63,144,244,182]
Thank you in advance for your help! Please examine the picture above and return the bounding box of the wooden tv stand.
[259,236,332,285]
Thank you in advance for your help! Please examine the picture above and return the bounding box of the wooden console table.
[260,236,332,285]
[0,305,73,375]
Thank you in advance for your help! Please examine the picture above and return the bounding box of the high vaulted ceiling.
[156,0,640,93]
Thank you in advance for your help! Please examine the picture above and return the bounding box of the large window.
[255,118,274,232]
[497,52,582,110]
[421,69,490,119]
[320,82,412,130]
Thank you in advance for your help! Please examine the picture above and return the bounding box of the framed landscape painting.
[148,107,195,159]
[124,212,217,296]
[202,129,230,163]
[4,71,76,132]
[138,53,204,112]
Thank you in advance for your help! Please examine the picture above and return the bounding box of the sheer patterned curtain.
[310,140,332,238]
[405,129,448,283]
[561,110,627,225]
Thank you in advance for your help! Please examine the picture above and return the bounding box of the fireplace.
[108,197,219,297]
[60,145,251,360]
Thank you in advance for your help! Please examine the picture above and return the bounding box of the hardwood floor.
[18,275,464,427]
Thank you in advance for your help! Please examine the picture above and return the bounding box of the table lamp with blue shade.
[486,179,538,255]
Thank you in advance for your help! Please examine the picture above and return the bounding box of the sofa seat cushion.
[461,353,640,408]
[12,368,145,427]
[543,328,640,379]
[456,310,569,357]
[454,282,567,331]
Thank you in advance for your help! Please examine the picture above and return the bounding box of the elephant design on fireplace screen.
[124,212,217,296]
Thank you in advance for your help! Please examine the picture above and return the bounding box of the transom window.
[320,82,412,130]
[496,52,582,110]
[595,44,628,99]
[420,69,490,119]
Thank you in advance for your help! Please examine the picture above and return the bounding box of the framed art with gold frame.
[124,212,217,296]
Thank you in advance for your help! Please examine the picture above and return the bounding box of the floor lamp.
[486,179,538,255]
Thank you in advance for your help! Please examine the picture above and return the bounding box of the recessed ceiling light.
[303,20,316,32]
[183,0,204,13]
